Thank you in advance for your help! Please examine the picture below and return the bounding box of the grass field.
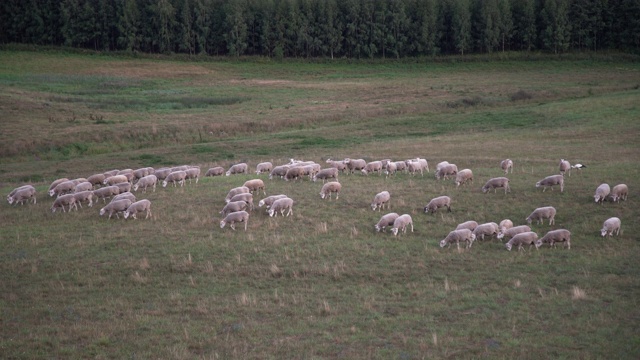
[1,49,640,359]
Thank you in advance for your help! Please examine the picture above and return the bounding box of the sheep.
[343,158,366,174]
[162,171,187,188]
[536,174,564,192]
[361,161,383,176]
[473,222,500,241]
[505,232,540,251]
[436,161,450,171]
[610,184,628,202]
[74,181,93,193]
[49,180,77,197]
[255,162,273,175]
[559,159,571,176]
[407,158,429,173]
[133,167,154,181]
[500,159,514,174]
[7,185,36,205]
[326,159,348,173]
[269,165,290,180]
[99,199,132,219]
[133,174,158,193]
[391,214,414,236]
[225,186,251,203]
[229,193,254,210]
[226,163,248,176]
[300,164,319,179]
[115,182,132,194]
[243,179,266,195]
[220,210,250,231]
[394,161,407,173]
[171,165,190,172]
[594,183,610,204]
[268,197,294,217]
[440,229,476,249]
[435,164,458,180]
[482,177,510,194]
[370,191,391,211]
[526,206,556,225]
[115,170,135,183]
[423,196,451,214]
[284,166,306,182]
[72,190,94,208]
[384,162,397,177]
[407,161,423,176]
[497,225,532,241]
[86,173,106,187]
[455,220,478,232]
[601,217,621,237]
[205,167,225,177]
[124,199,152,219]
[320,182,342,200]
[499,219,514,233]
[220,200,250,217]
[375,212,400,232]
[154,168,173,180]
[258,194,288,208]
[455,169,474,187]
[536,229,571,249]
[103,174,129,186]
[110,192,136,204]
[48,178,69,195]
[184,167,201,184]
[51,194,78,213]
[102,169,119,178]
[7,184,34,201]
[313,168,339,183]
[92,186,120,203]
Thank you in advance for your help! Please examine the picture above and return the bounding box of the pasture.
[1,50,640,359]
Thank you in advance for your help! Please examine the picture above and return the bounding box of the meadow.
[1,49,640,359]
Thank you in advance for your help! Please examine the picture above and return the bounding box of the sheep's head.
[600,228,608,237]
[535,181,542,188]
[439,239,447,248]
[505,243,513,251]
[162,181,168,188]
[48,189,56,197]
[220,220,227,229]
[535,239,543,248]
[99,208,106,216]
[497,232,505,240]
[391,227,399,236]
[371,203,377,211]
[124,211,130,219]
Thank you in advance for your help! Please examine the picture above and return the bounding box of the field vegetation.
[1,49,640,358]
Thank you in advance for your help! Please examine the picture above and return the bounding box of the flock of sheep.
[5,157,628,251]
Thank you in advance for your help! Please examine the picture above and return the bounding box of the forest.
[2,0,639,58]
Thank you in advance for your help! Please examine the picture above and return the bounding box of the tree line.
[2,0,639,58]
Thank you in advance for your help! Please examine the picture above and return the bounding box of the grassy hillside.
[1,50,640,359]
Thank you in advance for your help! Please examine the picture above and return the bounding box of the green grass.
[1,49,640,359]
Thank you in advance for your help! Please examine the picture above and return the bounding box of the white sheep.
[435,164,458,180]
[229,193,254,210]
[51,194,78,213]
[110,192,136,204]
[7,185,36,205]
[482,177,510,194]
[220,200,249,217]
[124,199,152,220]
[133,167,154,181]
[133,174,158,193]
[162,171,187,188]
[258,194,288,208]
[394,161,407,173]
[87,173,106,187]
[500,159,514,174]
[455,169,474,187]
[343,158,366,174]
[439,229,476,249]
[243,179,266,195]
[473,222,500,241]
[225,186,250,203]
[407,161,423,176]
[407,158,429,173]
[269,165,290,180]
[74,181,93,193]
[601,217,621,237]
[115,182,132,194]
[92,185,120,203]
[170,165,190,172]
[284,166,305,181]
[99,199,132,219]
[325,159,348,173]
[205,167,225,177]
[116,169,134,182]
[361,161,383,176]
[536,229,571,249]
[610,184,628,202]
[526,206,556,225]
[383,162,397,177]
[436,161,450,171]
[423,196,452,214]
[320,182,342,200]
[49,180,77,197]
[371,191,391,211]
[255,162,273,175]
[455,220,478,232]
[225,163,248,176]
[102,169,119,178]
[268,197,294,217]
[313,168,339,183]
[48,178,69,195]
[154,168,173,180]
[536,175,564,192]
[505,231,540,251]
[72,190,94,208]
[497,225,532,241]
[375,212,400,232]
[391,214,414,236]
[220,210,250,231]
[559,159,571,176]
[499,219,514,233]
[103,174,129,186]
[594,183,610,204]
[184,167,201,184]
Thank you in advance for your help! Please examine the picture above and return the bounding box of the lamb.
[115,182,132,194]
[326,159,348,173]
[320,182,342,200]
[375,212,400,232]
[594,183,610,204]
[473,222,500,241]
[439,229,476,249]
[269,165,290,180]
[610,184,628,202]
[229,193,254,210]
[184,167,201,184]
[268,197,294,217]
[536,229,571,249]
[133,174,158,193]
[370,191,391,211]
[435,164,458,180]
[455,169,474,187]
[205,167,225,177]
[92,186,120,203]
[255,162,273,175]
[526,206,556,225]
[423,196,452,214]
[559,159,571,176]
[220,200,250,217]
[48,178,69,195]
[499,219,514,233]
[103,174,129,186]
[391,214,414,236]
[51,194,78,213]
[99,199,132,219]
[49,180,77,197]
[313,168,339,183]
[162,171,187,188]
[343,158,366,174]
[455,220,478,232]
[361,161,383,176]
[74,181,93,193]
[258,194,288,208]
[220,210,250,231]
[225,186,251,203]
[505,231,540,251]
[497,225,532,241]
[482,177,510,194]
[500,159,514,174]
[72,190,94,208]
[601,217,621,237]
[7,185,36,205]
[225,163,248,176]
[243,179,266,195]
[154,168,173,180]
[536,174,564,192]
[284,166,305,181]
[86,173,106,187]
[124,199,152,219]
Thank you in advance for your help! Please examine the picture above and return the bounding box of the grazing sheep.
[154,168,173,180]
[455,220,478,232]
[423,196,452,214]
[536,174,564,192]
[436,161,450,171]
[473,222,500,241]
[526,206,556,225]
[220,210,250,231]
[320,182,342,200]
[500,159,514,174]
[313,168,339,183]
[51,194,78,213]
[103,174,129,186]
[499,219,514,233]
[361,161,383,176]
[102,169,119,178]
[407,158,429,173]
[326,159,348,173]
[184,167,201,184]
[48,178,69,195]
[92,186,120,203]
[220,200,249,217]
[610,184,628,202]
[440,229,476,249]
[74,181,93,193]
[435,164,458,180]
[536,229,571,249]
[124,199,152,219]
[375,212,400,232]
[384,162,397,177]
[407,161,423,176]
[225,186,251,203]
[559,159,571,176]
[269,165,290,180]
[226,163,248,176]
[229,193,254,210]
[497,225,532,241]
[110,192,136,204]
[594,183,610,204]
[394,161,407,173]
[391,214,414,236]
[87,173,106,187]
[133,167,154,181]
[505,232,540,251]
[205,167,225,177]
[7,185,36,205]
[455,169,474,187]
[133,174,158,193]
[343,158,367,174]
[8,184,34,200]
[601,217,621,237]
[259,194,288,208]
[370,191,391,211]
[49,180,77,197]
[284,166,306,182]
[255,162,273,175]
[243,179,266,195]
[482,177,510,194]
[162,171,187,188]
[171,165,190,172]
[99,199,132,219]
[115,182,132,194]
[268,197,294,217]
[72,190,94,208]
